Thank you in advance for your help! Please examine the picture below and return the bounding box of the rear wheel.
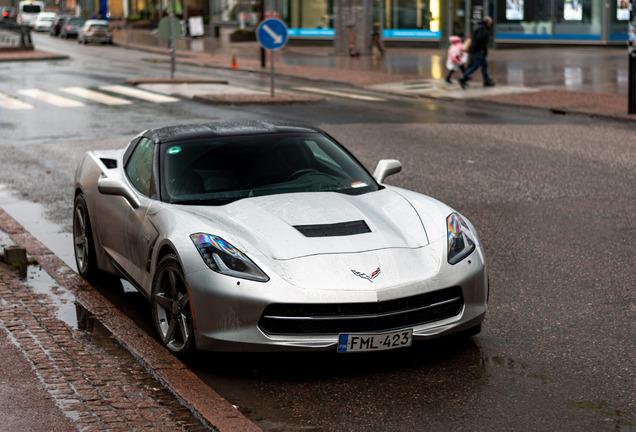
[151,254,196,358]
[73,193,98,280]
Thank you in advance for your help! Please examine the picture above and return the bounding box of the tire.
[151,254,196,358]
[73,193,98,280]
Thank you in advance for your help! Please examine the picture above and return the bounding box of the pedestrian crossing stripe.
[99,85,180,103]
[60,87,132,105]
[0,86,181,110]
[294,87,386,101]
[0,93,34,110]
[18,89,85,108]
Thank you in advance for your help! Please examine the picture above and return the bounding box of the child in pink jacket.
[445,35,468,84]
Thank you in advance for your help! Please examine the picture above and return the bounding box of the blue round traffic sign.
[257,18,289,51]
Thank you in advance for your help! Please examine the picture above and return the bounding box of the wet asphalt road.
[0,35,634,431]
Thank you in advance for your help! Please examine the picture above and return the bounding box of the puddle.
[24,264,79,329]
[0,184,76,271]
[481,355,635,430]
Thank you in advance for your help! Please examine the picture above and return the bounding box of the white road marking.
[0,93,34,110]
[294,87,386,101]
[17,89,85,107]
[60,87,132,105]
[99,85,180,103]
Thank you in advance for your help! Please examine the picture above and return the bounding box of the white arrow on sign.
[263,24,283,44]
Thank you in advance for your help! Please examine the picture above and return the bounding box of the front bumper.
[186,243,488,353]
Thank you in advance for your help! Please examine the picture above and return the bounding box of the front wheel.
[151,254,196,358]
[73,193,98,280]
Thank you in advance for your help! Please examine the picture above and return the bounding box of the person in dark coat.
[459,16,495,88]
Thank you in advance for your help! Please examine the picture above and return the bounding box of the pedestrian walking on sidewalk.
[445,34,468,83]
[458,16,495,89]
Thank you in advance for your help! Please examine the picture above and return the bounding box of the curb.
[193,93,326,105]
[0,207,262,432]
[0,51,69,62]
[462,95,636,124]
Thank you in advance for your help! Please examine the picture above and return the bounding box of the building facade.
[75,0,631,44]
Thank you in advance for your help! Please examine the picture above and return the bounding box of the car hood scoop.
[188,188,429,260]
[293,220,371,237]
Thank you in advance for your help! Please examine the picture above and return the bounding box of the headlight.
[190,233,269,282]
[446,213,476,265]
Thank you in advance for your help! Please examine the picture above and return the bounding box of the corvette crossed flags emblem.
[351,267,381,282]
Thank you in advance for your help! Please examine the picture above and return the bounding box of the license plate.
[337,329,413,353]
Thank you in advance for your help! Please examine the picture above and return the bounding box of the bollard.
[629,46,636,114]
[3,245,28,278]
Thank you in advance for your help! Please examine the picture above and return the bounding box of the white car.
[77,19,112,44]
[73,121,489,357]
[33,11,56,31]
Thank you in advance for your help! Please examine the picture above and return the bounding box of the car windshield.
[90,23,108,29]
[161,133,379,205]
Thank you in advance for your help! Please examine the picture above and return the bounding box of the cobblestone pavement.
[0,208,261,432]
[0,261,210,431]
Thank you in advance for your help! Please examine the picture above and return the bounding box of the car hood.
[184,188,430,261]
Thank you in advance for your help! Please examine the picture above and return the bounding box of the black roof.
[144,120,324,144]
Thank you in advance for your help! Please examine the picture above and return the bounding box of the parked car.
[77,19,112,44]
[48,15,68,36]
[0,7,18,23]
[60,16,84,38]
[73,120,489,358]
[33,11,56,31]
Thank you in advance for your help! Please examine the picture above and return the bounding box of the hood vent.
[294,220,371,238]
[100,158,117,169]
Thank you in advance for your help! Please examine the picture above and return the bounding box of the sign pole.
[256,18,288,99]
[169,0,176,78]
[270,51,275,97]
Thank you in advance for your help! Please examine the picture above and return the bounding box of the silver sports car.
[73,120,488,357]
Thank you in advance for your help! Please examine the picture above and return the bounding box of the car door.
[122,137,161,286]
[95,137,159,287]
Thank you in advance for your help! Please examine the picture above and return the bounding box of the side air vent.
[100,158,117,169]
[294,220,371,238]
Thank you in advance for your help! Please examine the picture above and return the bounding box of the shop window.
[610,0,631,39]
[554,0,601,38]
[496,0,552,38]
[288,0,333,35]
[384,0,438,30]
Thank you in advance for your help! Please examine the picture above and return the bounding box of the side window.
[125,137,155,197]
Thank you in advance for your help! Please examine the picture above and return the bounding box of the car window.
[125,137,155,197]
[90,24,108,29]
[160,133,379,204]
[22,5,41,12]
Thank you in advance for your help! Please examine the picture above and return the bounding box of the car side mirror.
[97,177,140,209]
[373,159,402,183]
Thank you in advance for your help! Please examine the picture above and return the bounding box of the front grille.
[258,286,463,335]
